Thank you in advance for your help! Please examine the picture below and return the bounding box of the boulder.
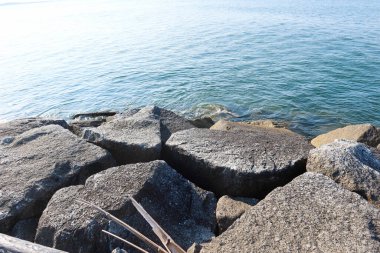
[82,106,194,164]
[0,118,68,140]
[306,140,380,208]
[0,125,116,233]
[35,160,217,253]
[216,196,258,234]
[311,124,380,148]
[0,233,67,253]
[163,128,312,197]
[197,172,380,253]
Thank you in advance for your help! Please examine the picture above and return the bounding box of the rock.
[311,124,380,148]
[0,233,68,253]
[35,161,217,253]
[0,125,116,233]
[187,243,202,253]
[306,140,380,208]
[163,128,312,197]
[216,196,258,234]
[210,119,293,134]
[197,172,380,253]
[82,106,194,164]
[0,118,68,140]
[11,218,39,242]
[69,111,133,136]
[111,247,128,253]
[190,117,215,128]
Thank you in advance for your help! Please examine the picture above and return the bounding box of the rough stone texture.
[307,140,380,208]
[111,248,128,253]
[163,128,312,197]
[11,218,39,242]
[190,117,215,128]
[0,125,116,233]
[35,161,217,253]
[216,196,258,234]
[0,118,68,140]
[0,233,68,253]
[82,106,194,164]
[198,172,380,253]
[210,119,288,131]
[311,124,380,148]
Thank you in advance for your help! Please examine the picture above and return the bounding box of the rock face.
[216,196,258,234]
[311,124,380,148]
[307,140,380,208]
[10,218,39,242]
[198,172,380,253]
[0,118,68,140]
[82,106,194,164]
[35,161,217,253]
[164,128,312,197]
[0,125,116,233]
[69,111,118,136]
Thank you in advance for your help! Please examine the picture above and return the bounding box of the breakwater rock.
[0,106,379,253]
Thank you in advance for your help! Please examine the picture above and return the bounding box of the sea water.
[0,0,379,136]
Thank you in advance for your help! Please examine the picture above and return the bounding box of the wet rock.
[0,125,116,233]
[0,233,68,253]
[11,218,39,242]
[35,161,217,253]
[216,196,258,234]
[163,128,312,197]
[307,140,380,208]
[311,124,380,148]
[82,106,194,164]
[0,118,68,139]
[198,172,380,253]
[210,119,288,131]
[72,111,117,120]
[190,117,215,128]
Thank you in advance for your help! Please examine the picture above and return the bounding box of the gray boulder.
[197,172,380,253]
[0,125,115,233]
[216,196,258,234]
[307,140,380,208]
[163,128,312,197]
[82,106,194,164]
[35,160,217,253]
[0,118,68,140]
[69,111,118,136]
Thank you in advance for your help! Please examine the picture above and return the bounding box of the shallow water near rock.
[0,0,379,137]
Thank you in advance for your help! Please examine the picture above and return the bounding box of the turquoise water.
[0,0,379,136]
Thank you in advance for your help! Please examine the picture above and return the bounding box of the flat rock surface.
[0,118,68,141]
[0,125,115,233]
[307,140,380,208]
[35,160,217,253]
[210,119,289,131]
[216,196,258,234]
[198,172,380,253]
[311,124,380,148]
[164,128,312,197]
[81,106,194,164]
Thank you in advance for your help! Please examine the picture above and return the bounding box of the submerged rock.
[307,140,380,208]
[0,125,115,233]
[82,106,194,164]
[197,172,380,253]
[164,128,312,197]
[216,196,258,234]
[311,124,380,148]
[35,160,217,253]
[210,119,288,131]
[189,117,215,129]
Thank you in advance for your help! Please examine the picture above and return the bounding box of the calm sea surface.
[0,0,379,136]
